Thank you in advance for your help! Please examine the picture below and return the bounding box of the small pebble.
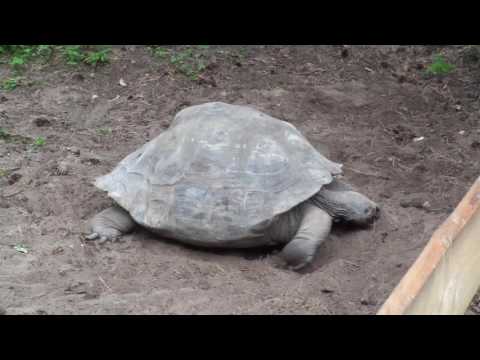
[72,73,85,82]
[67,147,80,156]
[33,117,51,127]
[8,173,22,185]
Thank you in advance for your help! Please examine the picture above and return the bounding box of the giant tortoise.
[87,102,379,270]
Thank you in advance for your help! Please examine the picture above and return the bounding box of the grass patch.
[426,55,455,75]
[150,45,210,80]
[2,77,20,91]
[33,136,46,148]
[0,128,34,144]
[96,127,112,136]
[0,45,112,91]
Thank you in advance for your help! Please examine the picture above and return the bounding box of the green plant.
[0,127,8,139]
[96,127,112,136]
[150,45,210,80]
[33,136,46,147]
[84,47,110,66]
[426,55,455,75]
[36,45,53,58]
[10,55,25,70]
[0,46,54,71]
[2,77,19,91]
[152,47,169,59]
[0,168,6,177]
[61,45,84,65]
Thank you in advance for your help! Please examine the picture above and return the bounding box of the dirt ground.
[1,45,479,315]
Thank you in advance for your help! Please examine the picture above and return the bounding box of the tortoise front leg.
[280,204,332,270]
[86,206,136,243]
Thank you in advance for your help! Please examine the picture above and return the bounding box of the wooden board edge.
[377,176,480,315]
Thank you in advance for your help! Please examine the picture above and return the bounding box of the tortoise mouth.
[357,205,380,227]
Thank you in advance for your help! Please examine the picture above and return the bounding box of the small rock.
[341,48,349,58]
[81,158,101,165]
[33,117,51,127]
[413,164,428,173]
[8,173,22,185]
[0,95,8,103]
[321,289,334,294]
[394,72,407,83]
[471,141,480,150]
[458,130,465,135]
[400,194,430,210]
[380,61,389,69]
[52,246,64,255]
[72,73,85,82]
[119,78,127,87]
[67,146,80,156]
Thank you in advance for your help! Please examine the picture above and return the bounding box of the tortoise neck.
[310,189,350,220]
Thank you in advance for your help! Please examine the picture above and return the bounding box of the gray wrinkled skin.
[95,102,342,245]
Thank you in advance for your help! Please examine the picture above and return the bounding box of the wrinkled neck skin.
[310,188,355,222]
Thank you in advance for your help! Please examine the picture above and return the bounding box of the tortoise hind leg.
[87,206,136,243]
[279,204,332,270]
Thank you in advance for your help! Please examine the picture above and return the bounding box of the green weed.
[33,136,46,148]
[426,55,455,75]
[84,47,110,66]
[96,127,112,136]
[151,45,210,80]
[2,77,19,91]
[61,45,84,65]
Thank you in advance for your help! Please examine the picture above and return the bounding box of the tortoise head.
[311,188,380,227]
[338,191,380,226]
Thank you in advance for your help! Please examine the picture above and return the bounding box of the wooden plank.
[377,176,480,315]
